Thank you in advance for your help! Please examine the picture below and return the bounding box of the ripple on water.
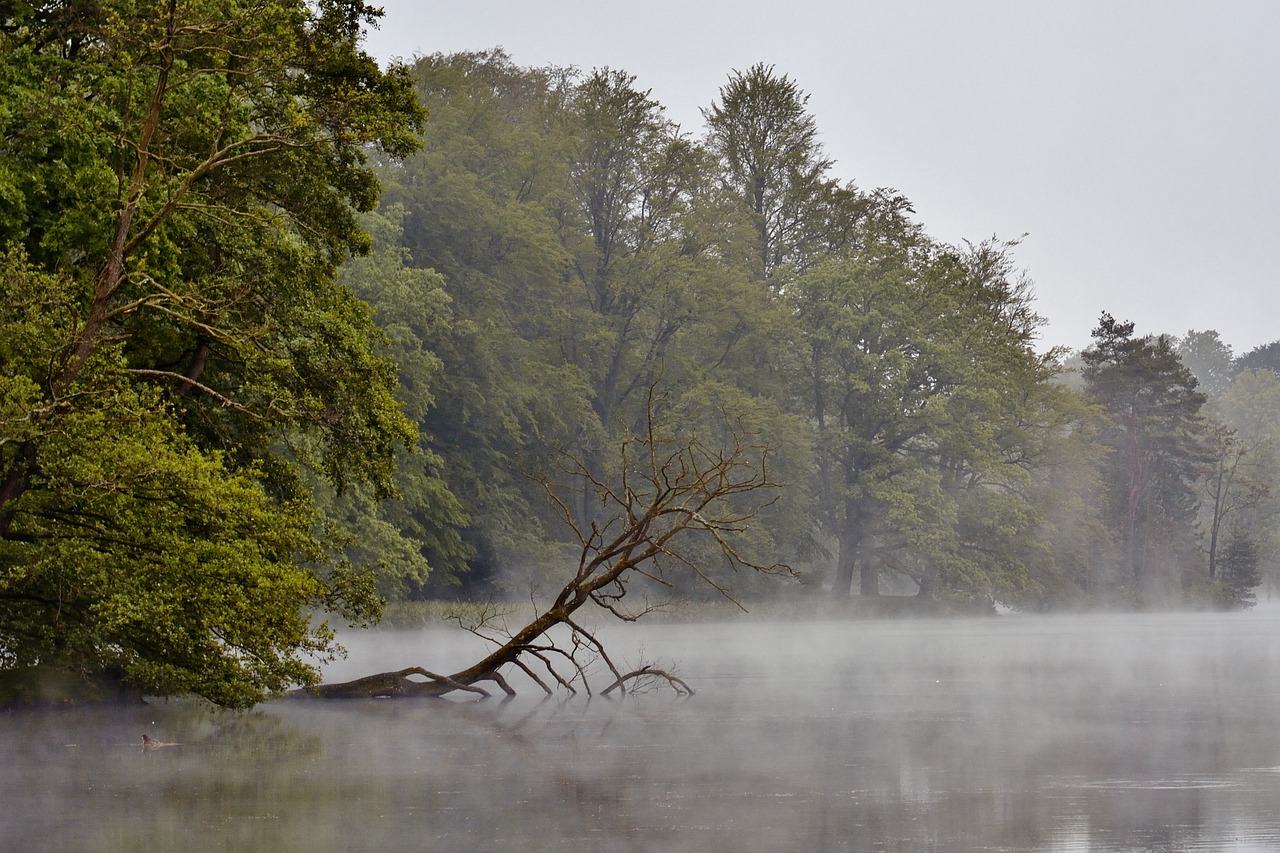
[1079,778,1240,791]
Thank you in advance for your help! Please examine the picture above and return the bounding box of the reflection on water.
[5,610,1280,851]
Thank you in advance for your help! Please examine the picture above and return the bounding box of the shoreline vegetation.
[6,593,1262,710]
[2,5,1276,709]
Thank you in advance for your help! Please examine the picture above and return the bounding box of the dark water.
[6,609,1280,851]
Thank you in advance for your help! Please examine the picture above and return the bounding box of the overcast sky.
[361,1,1280,356]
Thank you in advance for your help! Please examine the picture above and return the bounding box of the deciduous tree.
[0,0,424,706]
[1200,425,1268,579]
[703,63,886,280]
[792,236,1056,601]
[1175,330,1234,398]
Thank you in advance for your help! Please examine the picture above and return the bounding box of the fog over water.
[7,610,1280,851]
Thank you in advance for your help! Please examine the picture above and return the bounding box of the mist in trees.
[4,19,1277,707]
[355,50,1280,620]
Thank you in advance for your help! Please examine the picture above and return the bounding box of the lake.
[5,608,1280,851]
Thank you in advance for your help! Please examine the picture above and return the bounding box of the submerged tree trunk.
[301,667,497,699]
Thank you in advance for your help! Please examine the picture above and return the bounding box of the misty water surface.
[6,609,1280,851]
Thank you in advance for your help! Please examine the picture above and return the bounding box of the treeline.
[3,4,1277,707]
[340,50,1280,611]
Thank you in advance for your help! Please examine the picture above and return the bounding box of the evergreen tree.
[1218,529,1262,607]
[1081,314,1210,597]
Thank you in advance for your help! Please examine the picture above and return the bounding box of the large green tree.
[555,69,794,531]
[792,236,1058,601]
[703,63,892,281]
[1081,314,1210,597]
[0,1,425,705]
[378,52,810,596]
[379,51,595,588]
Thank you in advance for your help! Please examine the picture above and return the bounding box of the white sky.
[362,1,1280,356]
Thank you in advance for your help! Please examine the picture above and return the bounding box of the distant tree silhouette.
[1235,341,1280,377]
[1174,330,1234,397]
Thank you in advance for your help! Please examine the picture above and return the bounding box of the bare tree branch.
[303,387,786,700]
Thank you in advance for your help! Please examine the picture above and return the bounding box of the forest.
[340,51,1280,615]
[3,2,1280,706]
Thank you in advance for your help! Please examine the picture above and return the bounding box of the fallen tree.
[299,401,788,699]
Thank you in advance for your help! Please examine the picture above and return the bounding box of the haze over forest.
[3,2,1280,708]
[338,49,1280,615]
[361,0,1280,358]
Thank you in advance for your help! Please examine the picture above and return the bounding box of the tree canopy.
[0,0,426,706]
[5,31,1275,707]
[344,51,1280,614]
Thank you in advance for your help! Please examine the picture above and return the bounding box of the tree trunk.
[916,569,935,600]
[860,558,880,597]
[832,507,879,598]
[829,535,860,594]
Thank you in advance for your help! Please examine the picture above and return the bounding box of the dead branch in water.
[301,392,789,700]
